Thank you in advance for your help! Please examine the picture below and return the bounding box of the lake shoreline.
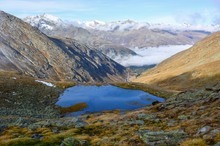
[0,75,219,145]
[56,84,165,116]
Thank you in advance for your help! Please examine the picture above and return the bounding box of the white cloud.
[175,13,205,25]
[148,8,219,26]
[115,45,192,67]
[175,9,220,25]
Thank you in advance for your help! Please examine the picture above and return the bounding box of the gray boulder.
[139,129,188,146]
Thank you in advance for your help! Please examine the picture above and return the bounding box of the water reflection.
[56,85,164,116]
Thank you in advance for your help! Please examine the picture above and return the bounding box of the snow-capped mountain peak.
[23,14,220,32]
[83,20,106,28]
[24,14,63,30]
[82,19,149,31]
[41,14,61,22]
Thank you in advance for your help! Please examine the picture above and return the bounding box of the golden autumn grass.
[134,32,220,91]
[53,81,76,89]
[112,82,174,98]
[180,138,207,146]
[0,98,219,145]
[1,96,219,146]
[0,71,219,145]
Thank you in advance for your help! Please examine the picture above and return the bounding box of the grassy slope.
[0,72,219,145]
[111,82,174,98]
[0,71,62,119]
[134,32,220,91]
[0,86,219,146]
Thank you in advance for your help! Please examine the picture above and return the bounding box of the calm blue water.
[56,85,164,116]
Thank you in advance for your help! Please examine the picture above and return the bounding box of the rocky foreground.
[0,73,219,146]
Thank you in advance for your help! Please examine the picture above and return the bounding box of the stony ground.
[0,73,219,146]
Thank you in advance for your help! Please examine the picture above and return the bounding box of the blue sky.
[0,0,219,24]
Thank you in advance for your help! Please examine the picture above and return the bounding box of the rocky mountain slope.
[134,32,220,90]
[91,29,209,48]
[24,14,214,49]
[24,14,137,60]
[0,11,127,82]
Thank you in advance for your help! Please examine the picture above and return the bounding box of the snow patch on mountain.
[24,14,220,32]
[82,20,220,32]
[24,14,63,30]
[70,19,220,32]
[82,20,149,31]
[35,80,55,87]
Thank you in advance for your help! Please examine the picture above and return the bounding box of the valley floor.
[0,73,219,146]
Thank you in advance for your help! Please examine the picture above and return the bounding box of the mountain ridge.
[24,14,213,50]
[0,11,127,82]
[24,14,137,61]
[24,14,220,32]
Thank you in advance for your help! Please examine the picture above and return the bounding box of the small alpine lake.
[56,85,165,116]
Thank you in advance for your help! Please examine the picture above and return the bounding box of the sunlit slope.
[134,32,220,90]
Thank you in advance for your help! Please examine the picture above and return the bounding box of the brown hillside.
[134,32,220,91]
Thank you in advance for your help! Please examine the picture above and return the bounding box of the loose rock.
[139,129,188,146]
[32,134,43,140]
[197,126,211,135]
[60,137,89,146]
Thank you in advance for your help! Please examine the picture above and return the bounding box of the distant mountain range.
[24,14,216,61]
[76,19,220,32]
[0,11,127,82]
[24,14,137,61]
[24,14,220,32]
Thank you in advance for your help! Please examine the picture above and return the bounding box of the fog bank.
[115,45,192,67]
